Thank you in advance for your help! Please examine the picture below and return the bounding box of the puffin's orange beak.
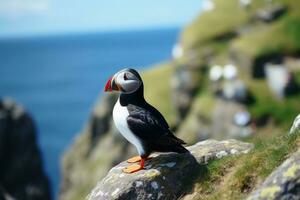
[104,77,113,92]
[105,77,120,92]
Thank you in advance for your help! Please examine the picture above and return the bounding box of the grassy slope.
[247,72,300,129]
[181,0,265,50]
[188,72,300,199]
[191,130,300,200]
[232,0,300,58]
[142,62,177,126]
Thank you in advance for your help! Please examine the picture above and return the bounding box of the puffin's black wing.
[126,104,186,149]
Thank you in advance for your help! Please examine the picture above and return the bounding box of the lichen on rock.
[248,149,300,200]
[289,114,300,135]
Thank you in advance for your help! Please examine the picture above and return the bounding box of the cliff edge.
[0,98,51,200]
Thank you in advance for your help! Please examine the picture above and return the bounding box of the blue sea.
[0,27,179,197]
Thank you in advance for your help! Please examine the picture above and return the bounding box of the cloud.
[0,0,50,19]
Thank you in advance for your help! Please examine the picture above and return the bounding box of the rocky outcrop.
[0,98,51,200]
[171,66,202,119]
[248,149,300,200]
[87,139,253,200]
[254,4,287,23]
[290,114,300,135]
[211,99,253,139]
[177,97,253,145]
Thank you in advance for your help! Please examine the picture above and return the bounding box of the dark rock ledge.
[87,139,253,200]
[0,97,51,200]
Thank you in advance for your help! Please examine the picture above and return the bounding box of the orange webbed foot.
[126,156,151,163]
[123,158,146,174]
[126,156,142,163]
[122,164,143,173]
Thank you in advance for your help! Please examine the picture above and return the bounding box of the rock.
[284,73,300,97]
[222,79,248,102]
[176,90,255,146]
[87,139,253,200]
[289,114,300,135]
[89,94,118,149]
[211,99,254,139]
[247,149,300,200]
[230,42,285,79]
[0,97,51,200]
[254,4,287,23]
[171,66,201,119]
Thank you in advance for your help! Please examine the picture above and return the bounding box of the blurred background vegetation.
[140,0,300,199]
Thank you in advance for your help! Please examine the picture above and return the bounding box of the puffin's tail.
[167,130,189,153]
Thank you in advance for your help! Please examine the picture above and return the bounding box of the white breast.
[113,99,144,155]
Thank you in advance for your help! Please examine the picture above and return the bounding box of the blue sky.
[0,0,203,37]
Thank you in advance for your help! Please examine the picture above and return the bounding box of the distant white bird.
[223,64,238,80]
[265,64,289,99]
[239,0,252,8]
[234,111,251,127]
[209,65,223,82]
[202,0,215,12]
[172,43,183,59]
[289,114,300,135]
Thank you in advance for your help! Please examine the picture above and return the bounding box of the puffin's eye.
[123,73,128,80]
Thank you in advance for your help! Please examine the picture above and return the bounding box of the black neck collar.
[119,84,145,106]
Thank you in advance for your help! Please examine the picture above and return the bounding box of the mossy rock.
[87,139,253,200]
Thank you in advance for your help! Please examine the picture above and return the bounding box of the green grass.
[181,0,268,50]
[142,63,178,126]
[245,72,300,129]
[181,0,300,73]
[182,70,300,200]
[232,0,300,59]
[191,129,300,200]
[177,89,215,144]
[182,0,248,49]
[232,16,300,58]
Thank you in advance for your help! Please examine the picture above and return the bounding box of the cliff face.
[0,98,51,200]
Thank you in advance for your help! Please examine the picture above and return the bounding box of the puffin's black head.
[105,68,143,94]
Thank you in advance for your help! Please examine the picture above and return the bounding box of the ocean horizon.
[0,27,180,197]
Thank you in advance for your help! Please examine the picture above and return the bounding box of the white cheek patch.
[116,74,141,93]
[122,80,141,92]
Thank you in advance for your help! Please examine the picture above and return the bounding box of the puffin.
[104,68,189,173]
